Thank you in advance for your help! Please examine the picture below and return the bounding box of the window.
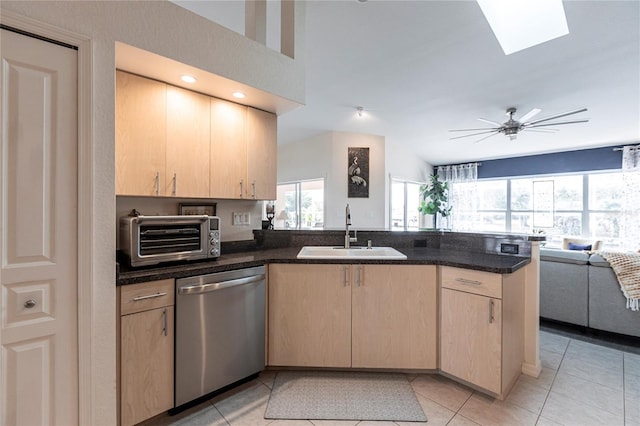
[450,171,625,249]
[390,178,423,231]
[274,179,324,229]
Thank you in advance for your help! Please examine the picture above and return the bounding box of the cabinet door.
[115,71,166,196]
[120,306,174,426]
[166,85,210,197]
[352,265,438,369]
[210,98,247,199]
[440,288,502,394]
[268,264,351,367]
[246,107,277,200]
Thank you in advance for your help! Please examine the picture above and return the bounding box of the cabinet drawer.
[441,267,502,299]
[120,279,175,315]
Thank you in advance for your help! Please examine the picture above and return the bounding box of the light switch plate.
[233,212,251,226]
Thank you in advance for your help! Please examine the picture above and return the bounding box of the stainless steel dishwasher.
[175,266,265,407]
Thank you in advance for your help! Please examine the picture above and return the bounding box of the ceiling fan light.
[477,0,569,55]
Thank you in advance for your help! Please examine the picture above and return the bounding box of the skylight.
[477,0,569,55]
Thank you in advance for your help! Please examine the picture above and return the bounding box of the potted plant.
[419,174,452,230]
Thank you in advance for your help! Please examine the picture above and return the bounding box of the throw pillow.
[568,242,592,251]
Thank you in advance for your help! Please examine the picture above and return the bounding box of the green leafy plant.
[419,174,452,229]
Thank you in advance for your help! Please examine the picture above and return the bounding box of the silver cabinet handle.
[356,265,362,287]
[343,266,349,287]
[489,299,495,324]
[162,308,168,336]
[132,292,167,302]
[172,173,177,196]
[155,172,160,196]
[456,278,482,286]
[24,299,37,309]
[240,179,244,198]
[252,180,256,199]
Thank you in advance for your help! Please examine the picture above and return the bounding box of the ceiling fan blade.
[522,128,559,133]
[527,108,588,125]
[449,127,500,132]
[519,108,542,122]
[473,132,501,144]
[478,118,502,126]
[450,130,499,140]
[528,119,589,128]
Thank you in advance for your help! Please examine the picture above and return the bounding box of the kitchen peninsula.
[116,230,543,425]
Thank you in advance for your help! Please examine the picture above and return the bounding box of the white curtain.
[620,145,640,251]
[437,163,479,231]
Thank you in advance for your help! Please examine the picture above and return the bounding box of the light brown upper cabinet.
[116,70,278,200]
[166,85,210,198]
[246,107,277,200]
[209,98,247,199]
[116,71,167,196]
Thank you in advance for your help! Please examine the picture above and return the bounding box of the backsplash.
[115,196,264,248]
[252,229,536,257]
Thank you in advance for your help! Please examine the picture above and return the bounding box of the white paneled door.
[0,28,78,425]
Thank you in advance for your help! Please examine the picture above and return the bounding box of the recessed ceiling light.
[477,0,569,55]
[181,75,197,84]
[232,91,246,99]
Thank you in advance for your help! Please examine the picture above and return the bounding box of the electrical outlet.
[232,212,251,226]
[500,243,519,254]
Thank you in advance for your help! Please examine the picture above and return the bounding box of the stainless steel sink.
[296,246,407,260]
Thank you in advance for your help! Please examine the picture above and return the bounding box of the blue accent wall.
[477,146,624,179]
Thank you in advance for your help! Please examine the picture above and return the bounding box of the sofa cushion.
[588,253,611,268]
[540,248,590,265]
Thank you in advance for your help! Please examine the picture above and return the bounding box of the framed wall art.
[347,147,369,198]
[179,203,217,216]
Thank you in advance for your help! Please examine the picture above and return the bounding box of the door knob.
[24,299,37,309]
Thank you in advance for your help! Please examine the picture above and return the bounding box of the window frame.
[389,176,425,231]
[274,178,325,230]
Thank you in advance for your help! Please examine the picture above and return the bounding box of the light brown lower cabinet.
[439,266,524,398]
[268,264,437,369]
[119,279,175,426]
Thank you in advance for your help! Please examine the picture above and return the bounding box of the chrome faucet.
[345,203,357,248]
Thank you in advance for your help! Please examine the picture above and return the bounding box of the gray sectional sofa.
[540,248,640,338]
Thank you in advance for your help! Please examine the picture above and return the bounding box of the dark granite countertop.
[117,246,530,285]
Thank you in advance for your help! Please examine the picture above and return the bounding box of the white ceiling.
[174,0,640,166]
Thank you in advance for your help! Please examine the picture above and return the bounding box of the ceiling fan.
[449,107,588,143]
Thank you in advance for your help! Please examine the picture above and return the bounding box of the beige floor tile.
[410,374,472,412]
[258,370,278,389]
[540,349,563,371]
[309,421,359,426]
[267,421,314,425]
[625,371,640,398]
[535,416,563,426]
[541,391,624,426]
[505,376,549,414]
[396,393,453,426]
[214,382,272,426]
[458,392,538,426]
[446,414,481,425]
[626,397,640,426]
[558,356,623,390]
[517,367,557,390]
[551,370,624,415]
[564,339,623,372]
[626,352,640,376]
[539,332,570,355]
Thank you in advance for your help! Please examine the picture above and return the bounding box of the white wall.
[278,131,432,230]
[0,2,305,424]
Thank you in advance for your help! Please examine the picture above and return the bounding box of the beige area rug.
[264,370,427,422]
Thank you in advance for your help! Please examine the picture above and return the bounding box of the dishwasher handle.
[178,274,265,295]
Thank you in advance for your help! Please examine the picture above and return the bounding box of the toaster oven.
[120,214,221,267]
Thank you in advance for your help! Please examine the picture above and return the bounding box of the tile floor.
[146,329,640,426]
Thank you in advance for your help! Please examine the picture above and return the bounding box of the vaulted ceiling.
[175,1,640,166]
